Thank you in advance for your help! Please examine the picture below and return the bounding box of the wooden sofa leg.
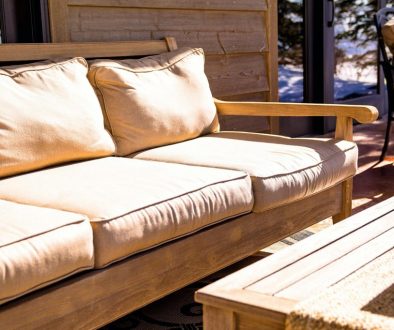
[332,178,353,224]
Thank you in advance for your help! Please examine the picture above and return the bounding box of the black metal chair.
[374,8,394,161]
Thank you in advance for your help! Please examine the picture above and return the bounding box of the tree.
[278,0,379,69]
[334,0,377,69]
[278,0,304,66]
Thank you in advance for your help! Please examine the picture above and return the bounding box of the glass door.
[334,0,383,104]
[326,0,385,132]
[279,0,320,136]
[278,0,304,103]
[278,0,386,135]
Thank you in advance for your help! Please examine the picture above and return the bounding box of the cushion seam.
[0,265,93,306]
[0,219,88,248]
[133,142,356,180]
[257,144,357,180]
[90,173,249,222]
[95,209,252,268]
[0,57,87,78]
[254,175,354,213]
[90,48,202,75]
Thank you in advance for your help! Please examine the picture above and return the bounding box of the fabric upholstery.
[88,48,219,156]
[0,200,94,305]
[0,157,253,268]
[131,131,358,212]
[0,57,115,179]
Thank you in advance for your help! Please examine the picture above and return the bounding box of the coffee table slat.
[276,229,394,300]
[202,198,394,293]
[196,197,394,330]
[247,213,394,295]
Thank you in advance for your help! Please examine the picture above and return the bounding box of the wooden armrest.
[214,100,378,124]
[214,99,379,141]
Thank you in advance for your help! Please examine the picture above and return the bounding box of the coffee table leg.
[203,305,235,329]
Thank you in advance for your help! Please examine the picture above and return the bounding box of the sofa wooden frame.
[0,39,378,329]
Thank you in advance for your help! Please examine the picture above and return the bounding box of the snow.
[279,64,377,102]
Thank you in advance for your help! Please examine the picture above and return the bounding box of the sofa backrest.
[0,38,179,178]
[0,38,178,64]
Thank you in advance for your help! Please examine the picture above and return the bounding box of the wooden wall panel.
[205,54,269,97]
[67,0,268,11]
[48,0,277,132]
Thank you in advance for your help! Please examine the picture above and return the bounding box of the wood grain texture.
[196,197,394,330]
[218,92,270,133]
[335,116,354,140]
[237,312,285,330]
[332,178,353,223]
[266,0,278,102]
[66,0,268,11]
[201,290,292,330]
[48,0,277,112]
[69,8,265,35]
[206,54,269,97]
[197,289,295,318]
[153,31,268,55]
[48,0,69,41]
[164,36,178,51]
[247,209,394,296]
[198,188,393,294]
[0,184,342,329]
[277,227,394,300]
[203,305,235,330]
[215,100,379,124]
[0,40,171,61]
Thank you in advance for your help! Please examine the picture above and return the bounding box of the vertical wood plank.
[266,0,279,133]
[48,0,70,41]
[267,0,278,101]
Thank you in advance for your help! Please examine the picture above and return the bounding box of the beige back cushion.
[88,48,219,156]
[0,57,115,178]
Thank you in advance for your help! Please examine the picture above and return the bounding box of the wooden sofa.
[0,38,378,329]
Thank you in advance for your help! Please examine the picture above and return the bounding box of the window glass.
[278,0,304,102]
[334,0,378,100]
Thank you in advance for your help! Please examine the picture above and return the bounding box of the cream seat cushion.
[88,48,219,156]
[0,200,94,305]
[131,132,358,212]
[0,157,253,268]
[0,57,115,178]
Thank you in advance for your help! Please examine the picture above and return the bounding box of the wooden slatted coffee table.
[195,197,394,330]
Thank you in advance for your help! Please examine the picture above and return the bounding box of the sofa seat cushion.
[131,131,358,212]
[88,48,219,156]
[0,157,253,268]
[0,200,94,305]
[0,57,115,179]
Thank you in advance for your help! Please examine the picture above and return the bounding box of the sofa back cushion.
[0,57,115,178]
[88,48,219,156]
